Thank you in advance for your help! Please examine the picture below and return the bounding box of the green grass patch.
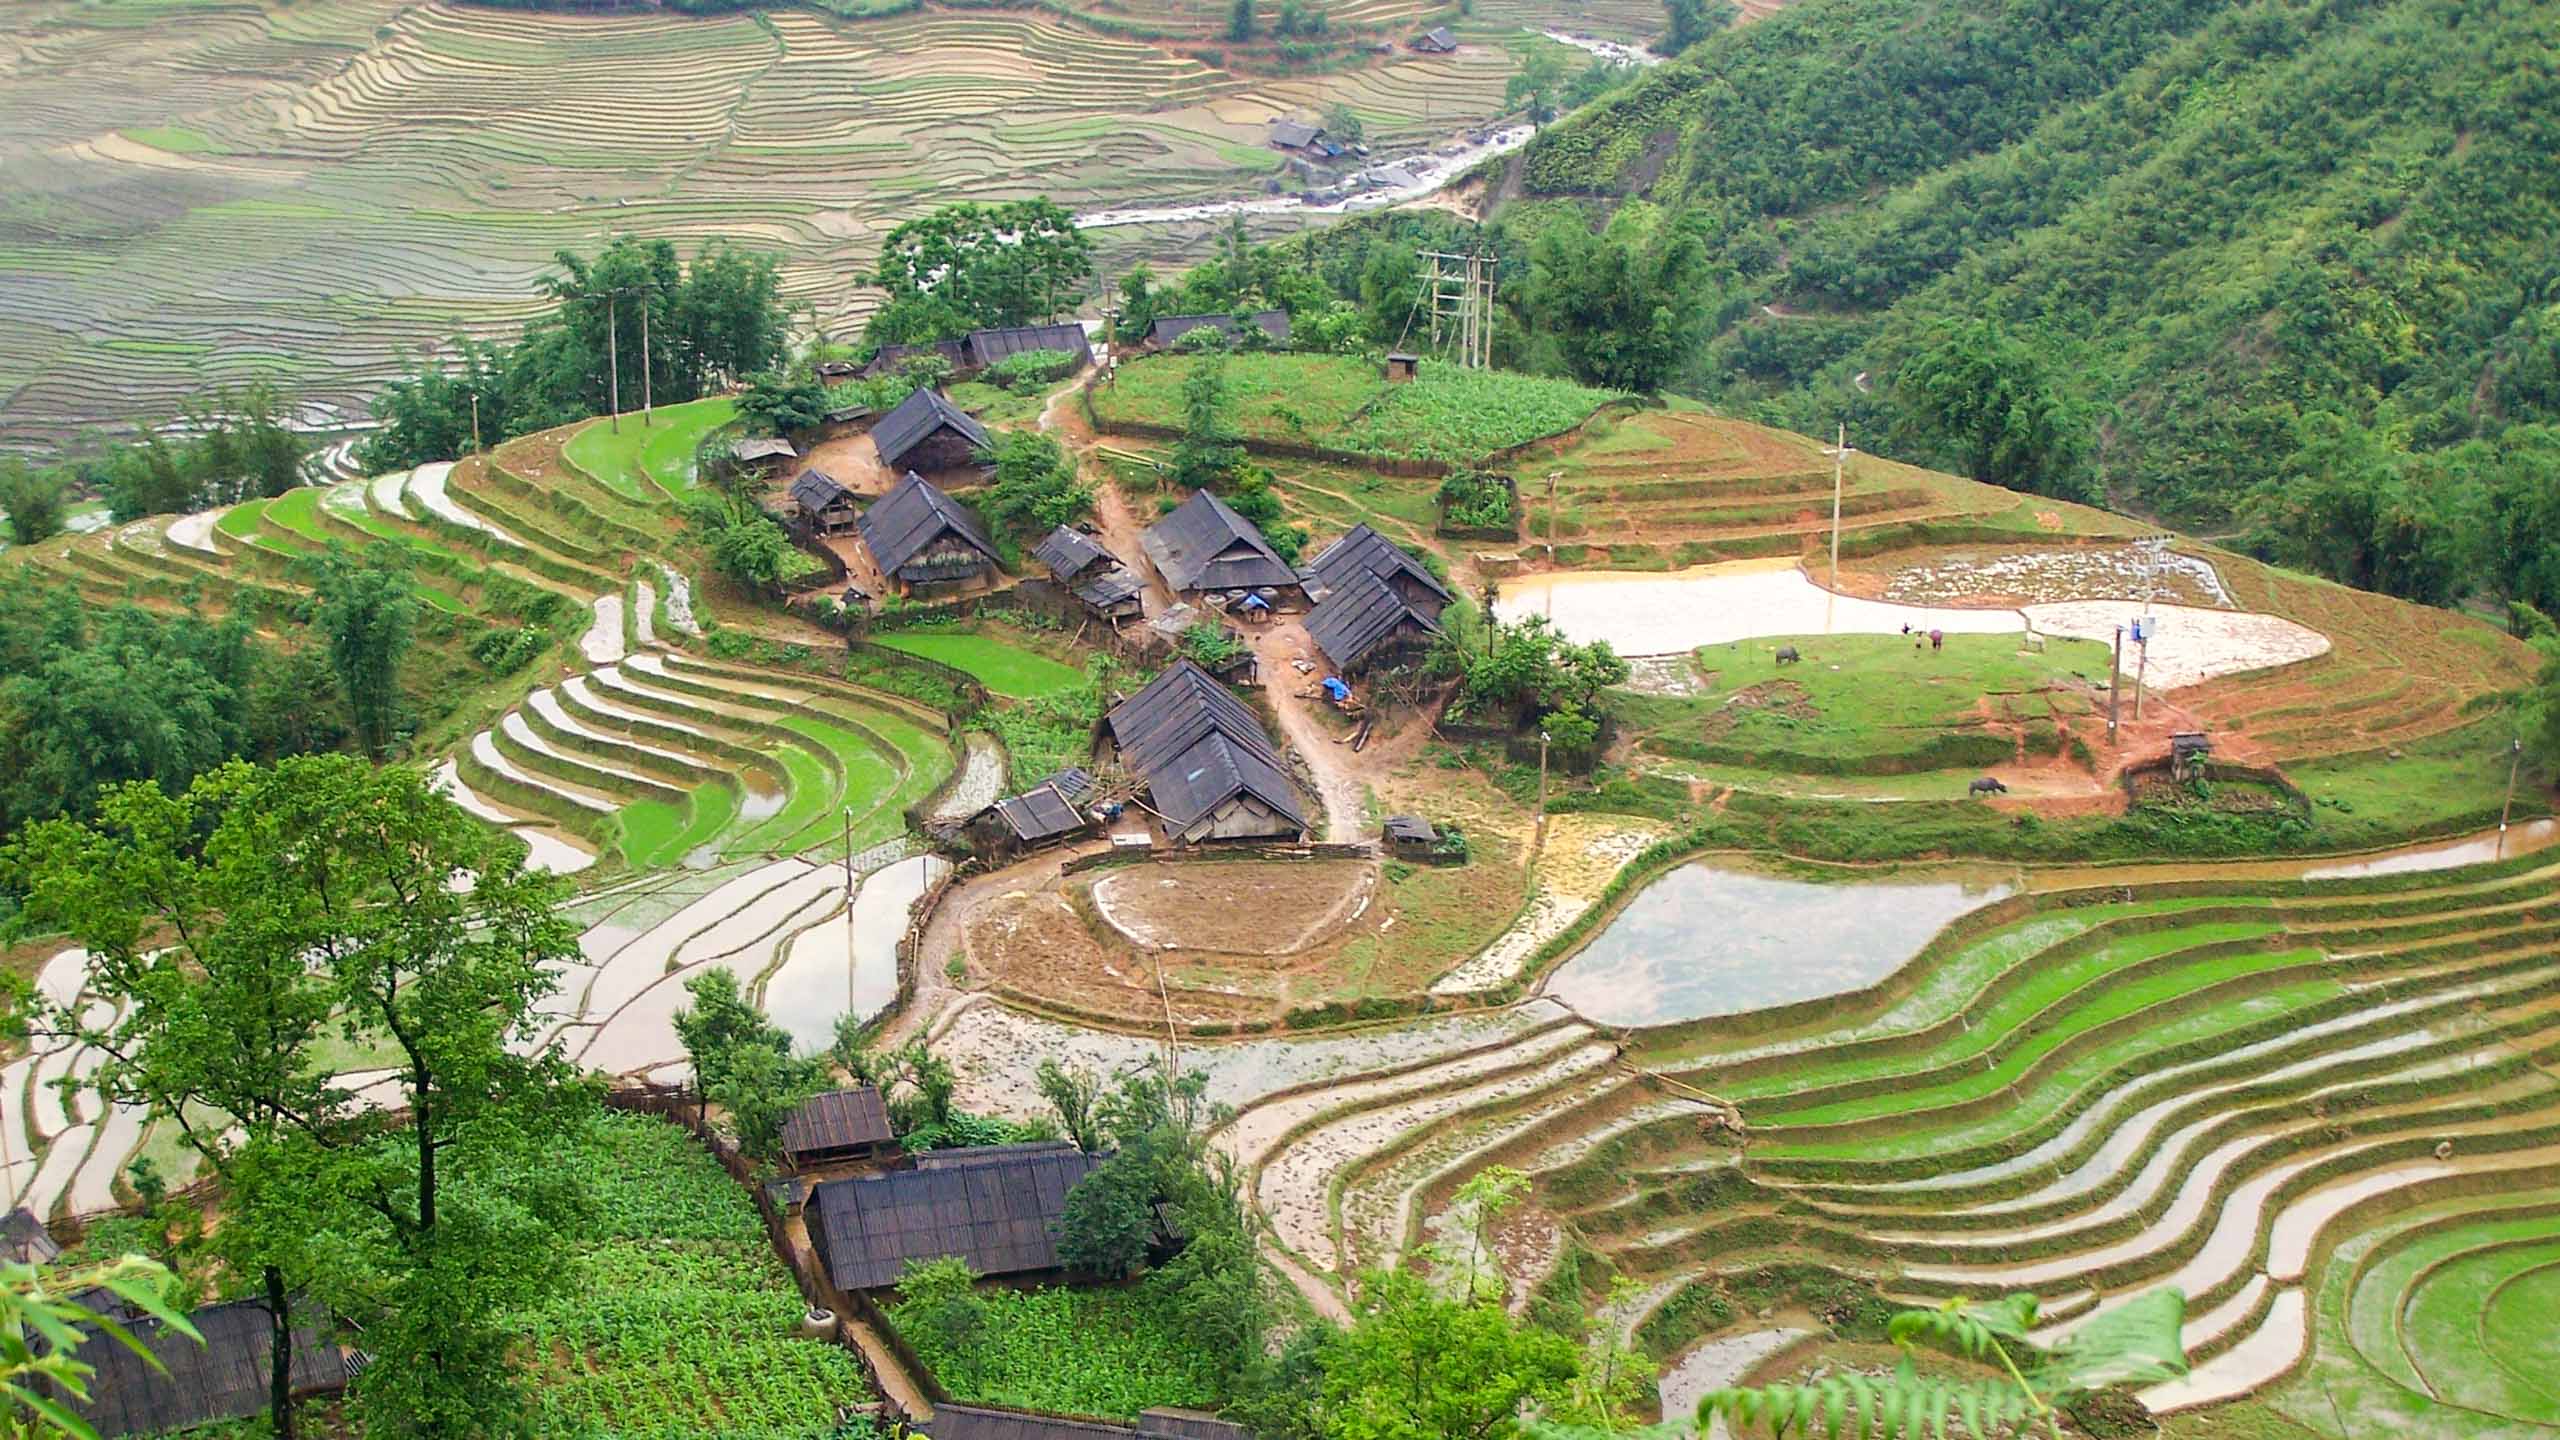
[119,125,222,155]
[889,1281,1222,1420]
[770,715,902,852]
[873,630,1085,699]
[620,779,740,870]
[562,396,739,502]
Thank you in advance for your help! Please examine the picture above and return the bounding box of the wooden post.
[2107,625,2124,746]
[2499,737,2524,856]
[2134,628,2150,720]
[606,293,621,434]
[1535,729,1551,836]
[640,289,654,426]
[471,392,483,460]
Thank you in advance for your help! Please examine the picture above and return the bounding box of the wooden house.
[870,387,995,476]
[806,1141,1103,1292]
[789,468,861,536]
[1385,351,1421,382]
[780,1087,896,1168]
[1302,523,1452,617]
[966,767,1099,861]
[67,1295,350,1439]
[1304,568,1442,675]
[966,322,1094,373]
[858,472,1003,597]
[1034,525,1146,621]
[1140,490,1304,606]
[1410,24,1457,51]
[1099,660,1307,845]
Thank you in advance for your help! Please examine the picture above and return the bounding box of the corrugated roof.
[1147,310,1292,348]
[1104,661,1306,832]
[807,1147,1104,1291]
[858,471,1001,578]
[1140,490,1298,593]
[969,323,1093,368]
[790,468,853,513]
[1270,121,1321,149]
[1074,569,1146,610]
[732,436,799,463]
[1304,523,1451,605]
[871,387,994,471]
[991,769,1097,843]
[1138,1409,1254,1440]
[68,1299,347,1438]
[1304,568,1442,670]
[925,1404,1143,1440]
[781,1088,893,1158]
[1033,525,1113,582]
[1383,815,1435,842]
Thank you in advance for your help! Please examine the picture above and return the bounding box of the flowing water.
[1541,857,2016,1027]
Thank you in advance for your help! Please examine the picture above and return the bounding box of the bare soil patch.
[1091,860,1375,955]
[1834,541,2231,609]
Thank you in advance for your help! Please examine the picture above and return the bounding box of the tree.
[0,1253,201,1438]
[686,495,793,597]
[735,369,832,436]
[311,545,419,757]
[1700,1290,2189,1439]
[99,427,199,522]
[1317,1269,1578,1440]
[1227,0,1254,42]
[1036,1058,1105,1152]
[1169,350,1246,491]
[2475,428,2560,616]
[186,383,308,504]
[892,1257,988,1389]
[1114,266,1166,346]
[9,762,352,1438]
[1505,44,1571,129]
[672,967,791,1093]
[1445,1166,1526,1303]
[13,756,591,1440]
[2250,412,2465,605]
[1057,1154,1158,1279]
[830,1012,886,1088]
[710,1040,829,1166]
[1658,0,1737,55]
[0,459,69,546]
[979,431,1094,538]
[1323,102,1366,147]
[1521,206,1710,391]
[1551,1275,1659,1429]
[871,200,1095,330]
[1891,321,2089,501]
[1447,612,1628,719]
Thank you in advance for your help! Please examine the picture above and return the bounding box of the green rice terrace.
[1091,352,1627,462]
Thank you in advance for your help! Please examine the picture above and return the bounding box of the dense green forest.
[1493,0,2559,592]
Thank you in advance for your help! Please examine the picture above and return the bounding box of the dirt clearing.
[1092,860,1375,954]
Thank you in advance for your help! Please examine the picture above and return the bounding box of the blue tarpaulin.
[1322,677,1350,702]
[1239,593,1271,612]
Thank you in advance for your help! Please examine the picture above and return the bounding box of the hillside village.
[3,2,2559,1440]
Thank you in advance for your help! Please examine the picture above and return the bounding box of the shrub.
[469,624,550,674]
[1438,469,1517,529]
[984,347,1082,394]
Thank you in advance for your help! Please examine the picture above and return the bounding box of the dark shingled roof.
[858,472,1001,578]
[1074,569,1146,610]
[925,1404,1142,1440]
[1415,24,1456,49]
[1304,523,1451,606]
[991,769,1096,844]
[866,339,973,377]
[1139,1409,1254,1440]
[1304,568,1442,670]
[1033,525,1113,582]
[969,323,1093,368]
[790,468,853,513]
[871,387,994,472]
[68,1299,347,1439]
[731,436,799,463]
[1148,310,1292,349]
[807,1146,1105,1291]
[1270,120,1321,149]
[1141,490,1298,594]
[913,1139,1084,1170]
[781,1088,894,1159]
[1383,815,1434,843]
[1104,661,1305,832]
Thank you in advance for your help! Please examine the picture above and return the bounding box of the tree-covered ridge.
[1515,0,2560,527]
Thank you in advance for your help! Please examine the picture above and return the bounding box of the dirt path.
[1254,617,1367,841]
[1043,383,1178,613]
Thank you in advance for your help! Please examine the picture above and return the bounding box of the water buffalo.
[1774,645,1801,666]
[1969,776,2010,798]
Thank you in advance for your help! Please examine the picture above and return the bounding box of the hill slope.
[1509,0,2560,523]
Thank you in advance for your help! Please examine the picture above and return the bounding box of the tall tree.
[1891,320,2089,501]
[1657,0,1737,55]
[186,382,308,503]
[0,459,69,546]
[11,762,351,1438]
[871,200,1095,331]
[1169,349,1245,491]
[312,546,419,757]
[1227,0,1254,42]
[1521,206,1709,391]
[1505,44,1571,129]
[1316,1269,1578,1440]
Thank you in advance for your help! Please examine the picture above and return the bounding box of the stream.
[1076,122,1536,231]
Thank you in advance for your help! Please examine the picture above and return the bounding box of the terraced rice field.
[1193,842,2560,1420]
[0,0,1525,439]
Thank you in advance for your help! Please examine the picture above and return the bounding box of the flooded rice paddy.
[1540,857,2017,1027]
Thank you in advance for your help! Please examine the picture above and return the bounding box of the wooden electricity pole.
[639,287,654,426]
[606,292,621,434]
[471,392,483,460]
[2499,737,2524,855]
[2107,625,2125,746]
[1536,729,1552,835]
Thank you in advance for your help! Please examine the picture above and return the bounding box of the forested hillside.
[1511,0,2560,547]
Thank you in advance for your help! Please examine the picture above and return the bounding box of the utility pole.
[2499,737,2524,855]
[2106,625,2125,746]
[1546,470,1559,556]
[2133,618,2151,721]
[606,291,621,434]
[639,287,653,426]
[1536,729,1552,837]
[470,392,483,460]
[1823,425,1854,633]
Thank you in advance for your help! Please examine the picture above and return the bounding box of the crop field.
[0,0,1529,440]
[889,1282,1223,1419]
[504,1110,867,1438]
[1091,353,1621,461]
[1210,842,2560,1422]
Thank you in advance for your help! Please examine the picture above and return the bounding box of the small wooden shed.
[790,468,860,535]
[780,1087,896,1168]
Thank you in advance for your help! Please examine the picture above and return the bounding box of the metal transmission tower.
[1420,250,1496,369]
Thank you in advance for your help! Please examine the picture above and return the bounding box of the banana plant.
[1701,1289,2190,1439]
